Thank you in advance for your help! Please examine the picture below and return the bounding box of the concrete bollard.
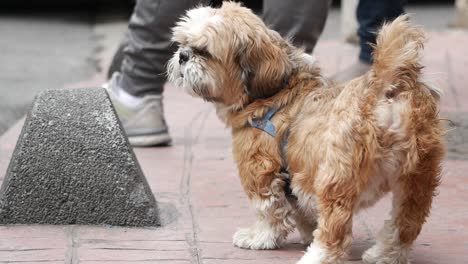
[0,88,160,227]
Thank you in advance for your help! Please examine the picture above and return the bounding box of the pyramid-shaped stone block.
[0,88,160,226]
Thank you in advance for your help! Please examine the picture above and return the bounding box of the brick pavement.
[1,29,467,263]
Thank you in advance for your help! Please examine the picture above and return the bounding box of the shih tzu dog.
[168,2,445,264]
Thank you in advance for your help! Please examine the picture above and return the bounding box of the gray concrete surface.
[0,88,160,226]
[0,9,98,135]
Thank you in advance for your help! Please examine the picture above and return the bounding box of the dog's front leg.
[233,176,295,250]
[231,131,296,250]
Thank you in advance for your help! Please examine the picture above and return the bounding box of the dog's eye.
[193,47,211,58]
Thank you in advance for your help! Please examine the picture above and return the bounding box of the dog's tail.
[371,15,427,96]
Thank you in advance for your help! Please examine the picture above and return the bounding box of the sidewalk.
[0,29,468,263]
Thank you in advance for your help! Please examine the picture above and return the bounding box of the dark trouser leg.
[262,0,331,54]
[357,0,407,63]
[120,0,209,96]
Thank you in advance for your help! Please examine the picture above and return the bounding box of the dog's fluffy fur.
[168,2,445,263]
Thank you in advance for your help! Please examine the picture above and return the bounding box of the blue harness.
[248,108,295,198]
[249,107,288,161]
[250,107,280,137]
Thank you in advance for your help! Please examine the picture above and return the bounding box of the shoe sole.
[128,133,172,147]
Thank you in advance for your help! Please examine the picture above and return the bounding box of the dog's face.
[168,2,293,109]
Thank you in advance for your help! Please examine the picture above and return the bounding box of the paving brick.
[0,234,68,263]
[0,225,68,238]
[80,239,187,251]
[81,262,191,264]
[0,262,64,264]
[0,237,67,250]
[203,259,297,264]
[78,248,191,262]
[0,249,66,263]
[75,226,188,242]
[200,240,305,260]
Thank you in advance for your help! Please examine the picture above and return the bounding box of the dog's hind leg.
[290,185,319,245]
[295,170,358,264]
[294,207,318,245]
[362,152,442,264]
[297,190,356,264]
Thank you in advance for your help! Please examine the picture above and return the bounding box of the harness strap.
[249,107,289,163]
[249,110,295,199]
[249,107,279,137]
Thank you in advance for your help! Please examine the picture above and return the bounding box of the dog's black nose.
[179,49,191,64]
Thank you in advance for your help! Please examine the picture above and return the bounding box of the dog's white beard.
[167,56,209,98]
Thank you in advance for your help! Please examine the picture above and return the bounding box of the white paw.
[362,245,380,264]
[296,242,327,264]
[232,227,278,250]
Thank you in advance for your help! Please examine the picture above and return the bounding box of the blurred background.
[0,0,463,136]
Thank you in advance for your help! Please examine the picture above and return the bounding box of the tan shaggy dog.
[168,2,445,263]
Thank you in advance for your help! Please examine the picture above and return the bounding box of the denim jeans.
[357,0,407,64]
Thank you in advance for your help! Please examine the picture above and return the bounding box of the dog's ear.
[241,29,293,99]
[372,15,426,84]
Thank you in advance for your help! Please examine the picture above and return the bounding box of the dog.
[168,2,445,263]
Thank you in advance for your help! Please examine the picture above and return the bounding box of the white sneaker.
[103,73,172,147]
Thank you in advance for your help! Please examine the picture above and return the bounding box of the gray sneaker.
[103,73,172,147]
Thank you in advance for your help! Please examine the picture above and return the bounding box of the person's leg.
[357,0,407,64]
[262,0,331,54]
[333,0,407,83]
[105,0,208,146]
[121,0,209,96]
